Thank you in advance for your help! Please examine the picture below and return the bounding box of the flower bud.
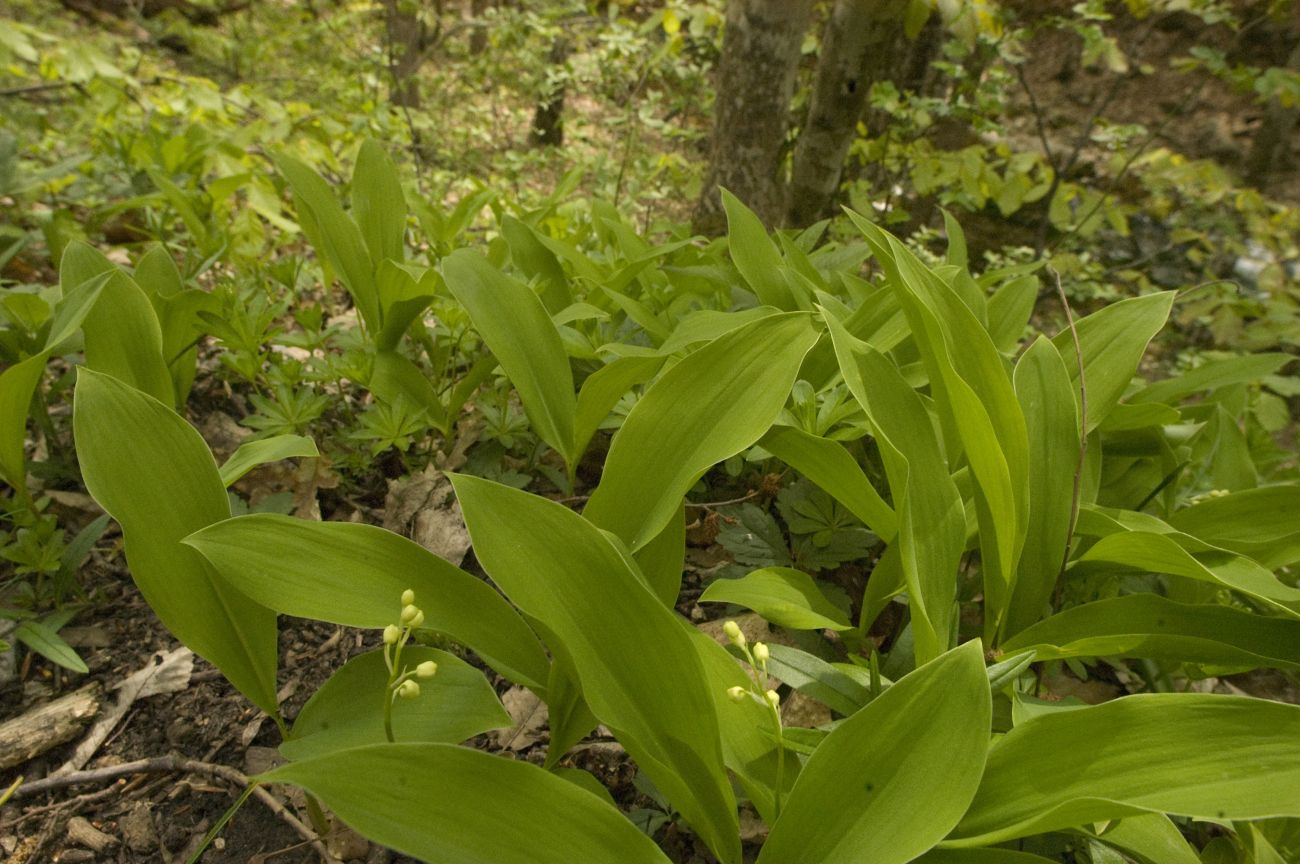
[401,589,416,606]
[400,604,420,625]
[383,624,402,645]
[416,660,438,679]
[726,685,747,702]
[408,609,425,629]
[752,642,770,665]
[764,689,780,709]
[723,620,746,647]
[397,679,420,699]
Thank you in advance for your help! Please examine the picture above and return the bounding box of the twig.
[9,755,330,861]
[1051,266,1087,611]
[0,82,72,98]
[688,490,761,509]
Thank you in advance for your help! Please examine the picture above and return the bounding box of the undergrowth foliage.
[40,139,1300,862]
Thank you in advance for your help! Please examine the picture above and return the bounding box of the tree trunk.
[693,0,814,235]
[1245,36,1300,188]
[468,0,489,54]
[383,0,440,108]
[786,0,907,227]
[530,37,570,147]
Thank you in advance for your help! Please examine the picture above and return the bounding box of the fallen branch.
[0,684,102,771]
[9,755,330,861]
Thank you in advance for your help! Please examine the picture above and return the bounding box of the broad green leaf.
[185,515,549,690]
[280,647,508,761]
[573,354,665,462]
[1168,486,1300,570]
[74,369,278,714]
[699,567,851,631]
[443,249,576,466]
[374,261,437,351]
[827,312,963,663]
[584,312,820,551]
[501,215,571,313]
[914,852,1056,864]
[657,306,779,354]
[1000,594,1300,670]
[452,475,740,864]
[351,139,407,267]
[633,503,686,606]
[369,349,449,432]
[765,643,872,717]
[1079,531,1300,617]
[58,240,115,301]
[276,152,380,332]
[259,744,673,864]
[133,244,185,298]
[759,425,897,539]
[1005,337,1079,639]
[758,641,989,864]
[1084,814,1202,864]
[81,272,173,405]
[950,693,1300,845]
[1130,353,1293,405]
[14,619,87,673]
[1050,291,1174,432]
[219,434,319,487]
[722,190,797,310]
[987,275,1038,354]
[46,268,111,353]
[0,353,46,494]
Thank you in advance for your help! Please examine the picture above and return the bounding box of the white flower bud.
[400,604,420,625]
[401,589,416,606]
[752,642,770,665]
[408,609,425,629]
[726,686,747,703]
[722,620,746,647]
[416,660,438,679]
[383,624,402,645]
[764,689,780,709]
[397,679,420,699]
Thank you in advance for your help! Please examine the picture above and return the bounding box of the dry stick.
[1051,266,1088,613]
[10,755,331,862]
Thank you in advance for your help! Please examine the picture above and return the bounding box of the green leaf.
[276,152,380,332]
[634,503,687,606]
[949,693,1300,846]
[1050,292,1174,432]
[1000,594,1300,670]
[1130,353,1293,405]
[583,312,820,551]
[1168,486,1300,570]
[369,349,449,432]
[259,744,673,864]
[722,190,797,310]
[0,353,47,495]
[699,567,850,631]
[1005,337,1079,639]
[452,475,740,864]
[914,851,1057,864]
[1083,814,1202,864]
[765,643,872,717]
[443,249,577,467]
[81,272,173,406]
[826,312,964,662]
[74,369,278,714]
[218,434,319,487]
[1079,531,1300,617]
[351,139,407,267]
[757,641,990,864]
[14,619,87,674]
[184,515,549,690]
[280,647,508,761]
[573,354,665,462]
[759,425,897,539]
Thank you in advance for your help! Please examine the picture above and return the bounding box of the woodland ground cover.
[2,1,1300,862]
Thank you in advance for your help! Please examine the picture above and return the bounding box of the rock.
[119,802,156,853]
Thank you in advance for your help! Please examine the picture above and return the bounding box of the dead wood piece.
[66,814,118,852]
[0,683,102,772]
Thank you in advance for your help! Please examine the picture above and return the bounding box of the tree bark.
[693,0,815,235]
[1245,35,1300,188]
[530,37,570,147]
[383,0,441,108]
[786,0,907,227]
